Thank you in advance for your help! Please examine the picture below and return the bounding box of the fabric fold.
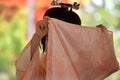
[16,18,119,80]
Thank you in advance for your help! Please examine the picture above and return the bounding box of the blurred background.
[0,0,120,80]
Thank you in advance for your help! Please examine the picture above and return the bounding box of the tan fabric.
[15,18,119,80]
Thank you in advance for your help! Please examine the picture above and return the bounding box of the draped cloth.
[15,18,119,80]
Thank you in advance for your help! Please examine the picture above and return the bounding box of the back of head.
[44,7,81,25]
[41,7,81,53]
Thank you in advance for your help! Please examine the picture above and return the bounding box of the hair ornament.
[51,0,80,11]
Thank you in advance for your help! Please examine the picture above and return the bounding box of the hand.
[96,24,107,30]
[35,16,50,38]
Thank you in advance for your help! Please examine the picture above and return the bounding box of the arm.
[30,16,49,60]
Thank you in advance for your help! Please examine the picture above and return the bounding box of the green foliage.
[113,34,120,59]
[0,8,27,80]
[105,71,120,80]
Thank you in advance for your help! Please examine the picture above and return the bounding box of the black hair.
[41,7,81,52]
